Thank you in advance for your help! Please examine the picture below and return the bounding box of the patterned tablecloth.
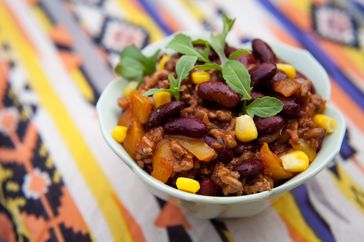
[1,0,364,241]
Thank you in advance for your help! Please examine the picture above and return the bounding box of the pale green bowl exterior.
[96,33,346,218]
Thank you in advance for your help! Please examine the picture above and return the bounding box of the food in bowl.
[111,16,336,197]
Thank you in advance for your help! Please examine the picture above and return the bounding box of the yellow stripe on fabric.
[180,0,205,21]
[117,0,164,42]
[331,163,364,214]
[343,47,364,75]
[0,3,133,242]
[70,69,95,103]
[31,5,52,33]
[273,193,320,242]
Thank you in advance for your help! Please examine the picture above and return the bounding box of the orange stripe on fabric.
[111,192,146,242]
[0,57,9,108]
[267,22,300,47]
[2,1,34,49]
[156,6,182,32]
[276,0,311,30]
[155,201,190,230]
[331,81,364,132]
[351,156,364,175]
[277,0,364,82]
[281,217,309,242]
[319,39,364,83]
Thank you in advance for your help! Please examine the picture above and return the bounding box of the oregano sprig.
[143,55,197,100]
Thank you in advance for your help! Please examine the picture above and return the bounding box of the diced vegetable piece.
[176,177,200,193]
[290,138,317,162]
[272,78,300,97]
[129,92,152,123]
[123,121,144,159]
[173,137,216,162]
[280,151,309,172]
[117,110,137,127]
[153,91,171,108]
[191,71,211,84]
[313,114,336,134]
[112,126,128,143]
[259,142,294,181]
[151,139,174,183]
[276,64,296,78]
[123,81,138,97]
[235,115,258,142]
[159,55,171,69]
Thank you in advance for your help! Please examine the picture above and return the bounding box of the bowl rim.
[97,32,346,204]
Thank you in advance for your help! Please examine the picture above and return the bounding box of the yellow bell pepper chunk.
[280,151,309,172]
[191,71,211,84]
[153,91,171,108]
[176,177,200,194]
[276,63,296,79]
[111,125,128,143]
[123,81,138,97]
[313,114,336,134]
[159,55,171,70]
[235,115,258,142]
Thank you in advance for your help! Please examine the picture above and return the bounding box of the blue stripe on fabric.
[136,0,174,35]
[257,0,364,110]
[291,185,336,242]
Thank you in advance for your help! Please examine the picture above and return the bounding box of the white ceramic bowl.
[97,33,346,218]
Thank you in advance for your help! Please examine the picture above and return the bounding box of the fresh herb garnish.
[210,15,235,64]
[167,34,210,63]
[246,97,284,118]
[114,44,160,85]
[195,63,222,71]
[229,49,250,60]
[222,60,252,100]
[144,55,197,100]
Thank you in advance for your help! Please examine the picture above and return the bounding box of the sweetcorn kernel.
[313,114,336,134]
[276,64,296,79]
[123,81,138,97]
[191,71,211,84]
[280,151,309,172]
[159,55,171,69]
[176,177,200,193]
[153,91,171,108]
[235,115,258,142]
[112,126,128,143]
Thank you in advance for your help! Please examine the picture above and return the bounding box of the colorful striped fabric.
[0,0,363,241]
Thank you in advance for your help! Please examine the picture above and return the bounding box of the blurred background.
[0,0,363,242]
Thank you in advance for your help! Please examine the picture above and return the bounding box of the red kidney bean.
[236,54,256,66]
[282,99,300,118]
[198,178,221,196]
[224,45,237,57]
[249,63,277,87]
[203,136,234,163]
[164,117,208,138]
[146,101,184,128]
[234,159,264,178]
[273,70,288,81]
[254,116,285,134]
[198,82,240,108]
[251,91,265,99]
[252,39,277,63]
[234,143,257,155]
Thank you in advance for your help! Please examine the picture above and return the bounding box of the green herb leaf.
[144,56,197,101]
[245,97,284,118]
[143,88,168,96]
[229,49,250,60]
[176,55,198,82]
[195,63,222,71]
[115,44,160,84]
[210,15,236,64]
[222,60,252,100]
[167,34,209,62]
